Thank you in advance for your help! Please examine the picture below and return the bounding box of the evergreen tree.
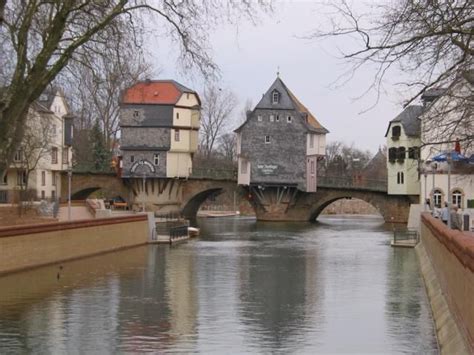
[90,121,111,172]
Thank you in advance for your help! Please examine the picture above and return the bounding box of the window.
[186,93,190,99]
[433,189,442,208]
[41,190,45,199]
[396,147,406,161]
[133,110,139,118]
[397,172,404,184]
[13,149,23,162]
[176,112,180,119]
[392,125,401,139]
[41,171,46,186]
[272,91,280,104]
[130,155,135,163]
[175,129,180,142]
[62,147,69,164]
[452,189,462,208]
[408,147,419,159]
[51,147,58,164]
[388,147,397,162]
[154,154,160,166]
[276,115,280,122]
[1,173,7,185]
[310,160,315,174]
[241,159,248,174]
[287,116,292,123]
[52,172,57,186]
[257,115,262,122]
[17,170,27,186]
[270,115,274,122]
[52,124,57,136]
[265,135,271,144]
[309,134,314,148]
[51,190,56,200]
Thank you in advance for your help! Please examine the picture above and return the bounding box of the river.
[0,215,438,353]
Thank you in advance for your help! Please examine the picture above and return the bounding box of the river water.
[0,215,438,354]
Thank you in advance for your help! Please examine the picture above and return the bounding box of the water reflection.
[0,216,438,353]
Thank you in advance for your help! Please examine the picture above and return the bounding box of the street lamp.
[142,171,146,212]
[431,161,437,207]
[447,152,452,228]
[423,169,428,211]
[67,166,72,220]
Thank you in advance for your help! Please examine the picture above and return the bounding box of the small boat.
[188,227,200,237]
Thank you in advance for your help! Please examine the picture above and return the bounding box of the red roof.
[122,80,192,105]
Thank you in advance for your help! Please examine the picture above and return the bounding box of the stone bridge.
[62,172,415,223]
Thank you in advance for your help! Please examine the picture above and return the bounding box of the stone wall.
[0,215,149,275]
[419,213,474,353]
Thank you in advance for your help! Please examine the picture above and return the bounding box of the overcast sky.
[150,1,411,154]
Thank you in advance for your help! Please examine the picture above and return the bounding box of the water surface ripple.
[0,215,438,353]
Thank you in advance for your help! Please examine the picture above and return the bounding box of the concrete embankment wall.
[418,213,474,354]
[0,215,149,275]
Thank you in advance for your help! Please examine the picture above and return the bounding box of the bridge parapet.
[317,176,387,192]
[190,167,237,181]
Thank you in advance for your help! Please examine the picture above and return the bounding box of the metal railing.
[317,176,387,192]
[190,168,237,180]
[169,225,189,243]
[0,190,7,203]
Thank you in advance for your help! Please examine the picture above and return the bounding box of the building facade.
[119,80,200,179]
[385,105,423,195]
[235,77,328,192]
[0,89,73,203]
[419,84,474,210]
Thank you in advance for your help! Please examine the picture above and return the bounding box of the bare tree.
[0,1,271,179]
[217,133,237,163]
[321,141,372,176]
[200,85,238,159]
[313,0,473,148]
[11,108,54,215]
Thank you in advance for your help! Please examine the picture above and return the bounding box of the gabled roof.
[384,105,423,137]
[236,77,328,134]
[37,87,70,113]
[121,79,200,106]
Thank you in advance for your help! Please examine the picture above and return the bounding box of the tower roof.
[121,80,200,106]
[236,77,328,133]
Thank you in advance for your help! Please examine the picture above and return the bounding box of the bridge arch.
[70,187,101,200]
[308,195,384,221]
[181,188,224,219]
[306,188,415,223]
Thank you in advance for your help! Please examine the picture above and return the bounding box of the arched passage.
[308,196,384,221]
[181,188,224,219]
[70,187,101,200]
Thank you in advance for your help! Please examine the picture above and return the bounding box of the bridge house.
[235,76,328,192]
[119,80,201,179]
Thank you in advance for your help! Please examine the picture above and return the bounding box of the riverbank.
[0,214,149,275]
[417,213,474,354]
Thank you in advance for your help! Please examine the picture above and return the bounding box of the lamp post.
[423,170,428,211]
[142,172,146,212]
[67,166,72,220]
[447,152,452,228]
[431,162,437,206]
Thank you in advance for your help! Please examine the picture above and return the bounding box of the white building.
[419,83,474,210]
[0,89,73,203]
[385,105,423,196]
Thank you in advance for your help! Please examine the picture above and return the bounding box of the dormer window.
[272,90,280,104]
[392,125,401,139]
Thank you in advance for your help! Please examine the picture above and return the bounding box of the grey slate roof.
[235,77,329,134]
[384,105,423,137]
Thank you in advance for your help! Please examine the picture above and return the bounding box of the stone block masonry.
[417,213,474,354]
[0,215,149,275]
